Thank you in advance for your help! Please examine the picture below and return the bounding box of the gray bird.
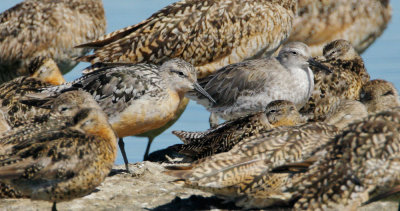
[187,42,331,126]
[31,59,215,171]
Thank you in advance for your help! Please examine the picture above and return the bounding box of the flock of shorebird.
[0,0,397,210]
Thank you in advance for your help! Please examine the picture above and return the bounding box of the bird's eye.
[291,51,298,55]
[59,106,69,112]
[172,70,186,77]
[269,109,277,113]
[383,90,394,96]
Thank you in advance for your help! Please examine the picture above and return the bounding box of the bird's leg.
[143,137,154,161]
[209,112,219,128]
[52,202,57,211]
[118,138,130,172]
[398,200,400,211]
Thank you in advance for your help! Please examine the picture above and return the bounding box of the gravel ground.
[0,161,397,210]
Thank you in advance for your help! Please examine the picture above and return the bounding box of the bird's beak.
[308,58,332,73]
[194,83,216,104]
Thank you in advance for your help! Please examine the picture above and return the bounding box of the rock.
[0,161,397,210]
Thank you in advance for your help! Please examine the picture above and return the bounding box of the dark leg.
[143,137,154,161]
[52,202,57,211]
[118,138,130,172]
[398,200,400,211]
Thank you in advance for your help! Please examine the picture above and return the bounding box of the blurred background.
[0,0,399,164]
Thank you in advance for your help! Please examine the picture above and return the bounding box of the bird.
[165,97,369,209]
[287,0,392,56]
[300,39,370,121]
[291,108,400,210]
[187,42,331,127]
[34,59,215,171]
[0,90,104,199]
[0,107,117,211]
[28,57,66,86]
[0,0,106,83]
[323,98,368,130]
[165,121,340,209]
[170,100,304,161]
[76,0,298,78]
[360,79,400,113]
[138,97,189,161]
[0,57,67,133]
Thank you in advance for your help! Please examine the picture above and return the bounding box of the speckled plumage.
[0,57,68,133]
[287,0,392,56]
[171,100,303,160]
[38,59,213,170]
[166,121,340,209]
[188,42,321,122]
[0,107,116,208]
[324,99,368,130]
[0,91,103,199]
[300,39,370,121]
[28,57,65,86]
[78,0,297,78]
[360,79,400,113]
[0,0,106,83]
[292,108,400,210]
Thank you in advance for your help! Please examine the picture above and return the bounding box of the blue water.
[1,1,399,165]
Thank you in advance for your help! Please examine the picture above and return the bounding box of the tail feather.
[362,185,400,206]
[172,130,206,144]
[76,54,98,63]
[75,22,146,49]
[271,157,318,173]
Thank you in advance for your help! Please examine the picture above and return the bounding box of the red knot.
[77,0,298,78]
[187,42,331,126]
[288,0,392,56]
[138,97,189,161]
[0,0,106,83]
[37,59,214,171]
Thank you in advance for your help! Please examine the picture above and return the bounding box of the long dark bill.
[308,58,332,73]
[194,83,216,104]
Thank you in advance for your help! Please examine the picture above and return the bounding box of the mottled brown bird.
[324,98,368,129]
[165,121,340,209]
[0,107,117,211]
[0,0,106,83]
[0,57,68,133]
[300,39,370,121]
[292,108,400,210]
[360,79,400,113]
[28,57,65,86]
[77,0,297,78]
[288,0,392,56]
[170,100,303,161]
[0,90,103,199]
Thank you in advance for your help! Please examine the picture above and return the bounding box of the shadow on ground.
[151,195,239,210]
